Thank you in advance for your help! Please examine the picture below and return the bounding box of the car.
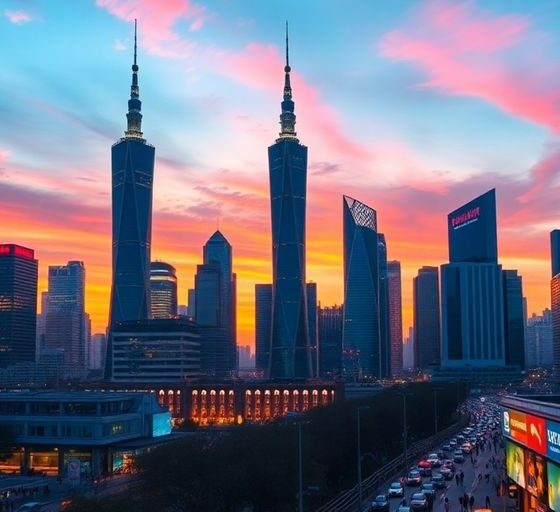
[453,450,465,463]
[427,453,441,467]
[437,450,445,460]
[449,439,457,447]
[418,465,432,477]
[461,442,472,454]
[431,473,446,489]
[442,459,455,470]
[421,483,436,499]
[16,504,43,512]
[439,467,453,480]
[410,492,429,510]
[417,459,431,469]
[442,444,451,452]
[388,482,404,498]
[370,495,389,512]
[396,508,411,512]
[406,470,422,486]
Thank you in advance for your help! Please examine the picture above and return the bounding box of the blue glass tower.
[268,24,312,379]
[107,22,155,378]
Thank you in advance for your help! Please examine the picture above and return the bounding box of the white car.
[388,481,404,497]
[427,453,441,467]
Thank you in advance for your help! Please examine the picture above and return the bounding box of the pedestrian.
[485,473,490,483]
[460,470,465,485]
[469,494,475,511]
[485,495,491,508]
[456,473,460,486]
[459,496,463,511]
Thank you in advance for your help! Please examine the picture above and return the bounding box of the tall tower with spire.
[268,23,312,379]
[106,20,155,379]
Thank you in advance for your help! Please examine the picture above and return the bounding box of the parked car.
[370,495,389,512]
[410,492,429,511]
[388,482,404,498]
[431,473,446,489]
[406,470,422,486]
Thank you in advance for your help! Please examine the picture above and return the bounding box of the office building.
[44,261,87,377]
[268,28,312,379]
[150,261,178,319]
[186,289,195,318]
[503,269,525,369]
[387,260,403,376]
[403,327,414,370]
[0,244,38,368]
[107,22,155,377]
[109,318,200,382]
[526,309,553,368]
[194,231,236,377]
[342,196,386,379]
[441,190,506,368]
[88,333,107,371]
[238,345,254,369]
[255,284,273,372]
[552,230,560,278]
[413,266,440,369]
[318,304,343,378]
[377,234,390,377]
[307,282,318,377]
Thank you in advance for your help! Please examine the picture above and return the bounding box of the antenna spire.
[125,19,143,139]
[277,21,297,141]
[285,21,289,68]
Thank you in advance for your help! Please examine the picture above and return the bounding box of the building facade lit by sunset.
[413,266,440,369]
[150,261,178,319]
[268,28,312,379]
[106,22,155,378]
[387,261,403,376]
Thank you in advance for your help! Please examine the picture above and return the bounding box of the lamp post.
[357,405,369,510]
[298,421,303,512]
[433,387,441,435]
[397,392,412,472]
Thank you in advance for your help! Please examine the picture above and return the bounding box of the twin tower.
[107,22,312,379]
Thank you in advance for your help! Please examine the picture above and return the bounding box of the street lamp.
[433,387,442,435]
[285,412,306,512]
[356,405,369,510]
[397,392,412,472]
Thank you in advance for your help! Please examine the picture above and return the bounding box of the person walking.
[485,495,491,508]
[444,497,449,512]
[459,496,464,511]
[469,494,475,511]
[460,470,465,486]
[456,473,460,486]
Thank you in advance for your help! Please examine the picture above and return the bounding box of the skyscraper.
[107,22,155,378]
[413,266,440,369]
[268,26,311,379]
[551,230,560,377]
[44,261,87,376]
[503,269,525,368]
[377,235,391,377]
[441,190,506,367]
[307,282,318,377]
[194,231,236,376]
[387,261,403,376]
[150,261,178,319]
[552,230,560,278]
[318,304,343,378]
[526,309,553,368]
[255,284,272,372]
[342,196,386,379]
[0,244,38,368]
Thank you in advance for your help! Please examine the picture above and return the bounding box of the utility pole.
[298,422,303,512]
[433,388,440,435]
[403,394,408,471]
[356,406,369,511]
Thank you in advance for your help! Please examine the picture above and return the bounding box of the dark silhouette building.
[307,282,318,376]
[0,244,38,368]
[387,261,403,376]
[318,304,343,378]
[441,189,505,367]
[150,261,178,319]
[551,230,560,378]
[255,284,272,372]
[194,231,236,377]
[107,22,155,378]
[342,196,388,379]
[268,26,311,379]
[44,261,87,377]
[413,266,440,369]
[552,230,560,278]
[503,269,525,369]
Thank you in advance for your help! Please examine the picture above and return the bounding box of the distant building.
[109,318,200,382]
[307,282,318,376]
[552,230,560,278]
[441,190,506,368]
[318,304,343,378]
[44,261,88,378]
[526,309,553,368]
[150,261,177,319]
[177,305,188,317]
[387,261,403,376]
[413,266,440,369]
[0,244,38,369]
[402,327,415,369]
[552,229,560,377]
[503,270,525,369]
[186,289,195,318]
[89,333,107,371]
[238,345,254,369]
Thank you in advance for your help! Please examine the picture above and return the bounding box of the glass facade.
[413,266,441,369]
[503,269,525,368]
[0,244,38,368]
[150,261,177,319]
[551,275,560,376]
[255,284,272,371]
[388,261,403,376]
[318,305,343,378]
[552,230,560,278]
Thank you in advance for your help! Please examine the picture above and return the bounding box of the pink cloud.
[378,0,560,133]
[4,10,33,24]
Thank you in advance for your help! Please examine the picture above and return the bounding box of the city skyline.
[2,1,560,348]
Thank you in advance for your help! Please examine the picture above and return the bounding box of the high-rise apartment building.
[503,269,525,368]
[413,266,440,369]
[441,189,506,367]
[107,22,155,378]
[150,261,178,319]
[0,244,38,368]
[318,304,343,378]
[268,28,312,379]
[342,196,389,379]
[44,261,87,376]
[387,260,403,376]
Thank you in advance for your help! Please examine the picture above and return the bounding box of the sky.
[1,0,560,349]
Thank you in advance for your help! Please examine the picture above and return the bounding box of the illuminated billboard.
[527,414,547,455]
[548,462,560,511]
[506,441,525,487]
[525,449,547,502]
[448,189,497,264]
[503,409,528,445]
[548,420,560,464]
[152,412,172,437]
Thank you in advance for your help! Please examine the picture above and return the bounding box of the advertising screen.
[506,441,525,487]
[547,420,560,464]
[525,448,547,502]
[448,189,497,264]
[508,410,528,445]
[527,414,547,455]
[548,462,560,511]
[152,412,172,437]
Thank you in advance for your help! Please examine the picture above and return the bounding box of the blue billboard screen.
[152,412,172,437]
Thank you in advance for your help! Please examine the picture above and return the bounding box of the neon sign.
[0,244,34,259]
[450,206,481,229]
